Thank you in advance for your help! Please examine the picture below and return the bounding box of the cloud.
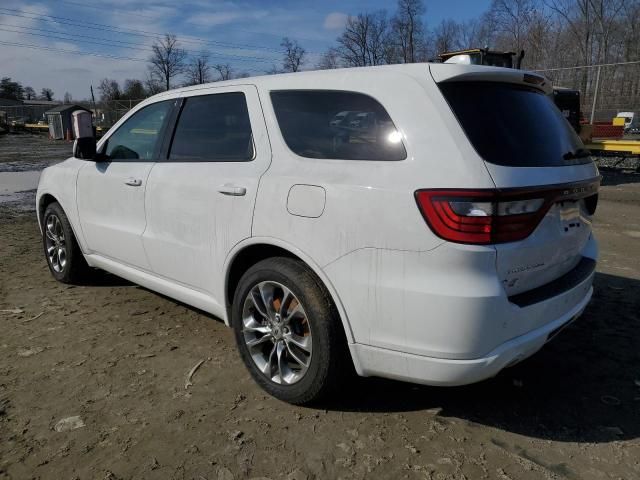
[186,9,268,27]
[52,41,80,51]
[323,12,348,31]
[186,12,243,26]
[0,1,331,99]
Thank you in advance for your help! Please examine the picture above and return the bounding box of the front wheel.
[232,257,351,404]
[42,202,91,284]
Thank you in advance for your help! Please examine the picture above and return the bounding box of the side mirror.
[73,137,97,160]
[71,109,101,160]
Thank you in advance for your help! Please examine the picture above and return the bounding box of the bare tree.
[368,11,393,65]
[213,63,234,81]
[391,0,426,62]
[317,48,342,69]
[338,14,371,67]
[456,19,478,50]
[488,0,536,52]
[98,78,121,102]
[544,0,596,92]
[543,0,624,97]
[433,19,461,55]
[0,78,24,100]
[23,86,36,100]
[337,12,391,67]
[63,92,72,104]
[589,0,626,63]
[265,64,281,75]
[40,88,54,101]
[453,17,496,51]
[148,33,187,91]
[281,37,306,72]
[521,9,554,68]
[621,1,640,62]
[186,52,211,85]
[320,0,640,117]
[144,72,164,96]
[473,11,500,48]
[122,79,146,100]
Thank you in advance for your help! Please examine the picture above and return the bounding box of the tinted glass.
[169,93,253,161]
[270,90,406,160]
[105,100,172,160]
[439,82,590,167]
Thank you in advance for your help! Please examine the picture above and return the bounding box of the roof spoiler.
[429,64,551,95]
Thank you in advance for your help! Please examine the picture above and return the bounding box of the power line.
[533,60,640,72]
[0,39,147,61]
[57,0,167,22]
[0,24,280,64]
[0,22,151,49]
[0,39,265,74]
[55,0,329,46]
[0,6,322,56]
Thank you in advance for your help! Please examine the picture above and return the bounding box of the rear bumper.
[350,285,592,386]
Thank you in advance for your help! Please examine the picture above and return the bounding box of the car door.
[143,86,271,300]
[76,99,175,269]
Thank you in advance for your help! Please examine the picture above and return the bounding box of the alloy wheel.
[241,281,312,385]
[44,214,67,273]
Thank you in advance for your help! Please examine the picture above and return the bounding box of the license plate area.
[557,200,583,234]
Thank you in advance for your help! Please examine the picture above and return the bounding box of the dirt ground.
[1,135,639,480]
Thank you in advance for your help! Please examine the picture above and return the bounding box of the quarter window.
[104,100,173,160]
[270,90,406,161]
[169,93,254,162]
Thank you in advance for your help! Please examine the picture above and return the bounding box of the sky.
[0,0,491,101]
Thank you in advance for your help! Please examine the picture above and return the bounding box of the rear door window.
[439,81,590,167]
[169,92,254,162]
[270,90,406,161]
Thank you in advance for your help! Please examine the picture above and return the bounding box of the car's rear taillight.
[415,179,600,245]
[415,190,547,244]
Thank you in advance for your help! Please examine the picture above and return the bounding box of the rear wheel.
[42,202,91,284]
[232,257,350,404]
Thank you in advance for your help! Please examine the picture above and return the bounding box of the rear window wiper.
[563,148,592,160]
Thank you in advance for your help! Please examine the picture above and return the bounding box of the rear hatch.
[430,65,599,298]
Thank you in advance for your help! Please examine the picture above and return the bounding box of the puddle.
[0,171,41,200]
[0,171,40,210]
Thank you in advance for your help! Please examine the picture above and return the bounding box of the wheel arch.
[223,238,355,344]
[37,193,60,231]
[37,192,89,256]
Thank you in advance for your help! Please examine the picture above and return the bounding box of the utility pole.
[589,65,601,124]
[90,85,96,111]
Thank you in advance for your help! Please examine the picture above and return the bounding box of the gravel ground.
[0,135,639,480]
[0,134,70,172]
[0,134,69,211]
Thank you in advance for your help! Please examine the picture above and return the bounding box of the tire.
[232,257,351,405]
[42,202,91,284]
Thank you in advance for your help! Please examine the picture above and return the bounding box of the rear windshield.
[270,90,406,161]
[439,81,590,167]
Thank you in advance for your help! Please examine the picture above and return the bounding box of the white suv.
[37,64,599,404]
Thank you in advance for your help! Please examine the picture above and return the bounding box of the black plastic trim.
[508,257,596,308]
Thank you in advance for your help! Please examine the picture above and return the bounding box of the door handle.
[124,178,142,187]
[218,184,247,196]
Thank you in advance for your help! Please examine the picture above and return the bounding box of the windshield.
[439,81,591,167]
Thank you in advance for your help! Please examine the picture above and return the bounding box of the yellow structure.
[587,139,640,156]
